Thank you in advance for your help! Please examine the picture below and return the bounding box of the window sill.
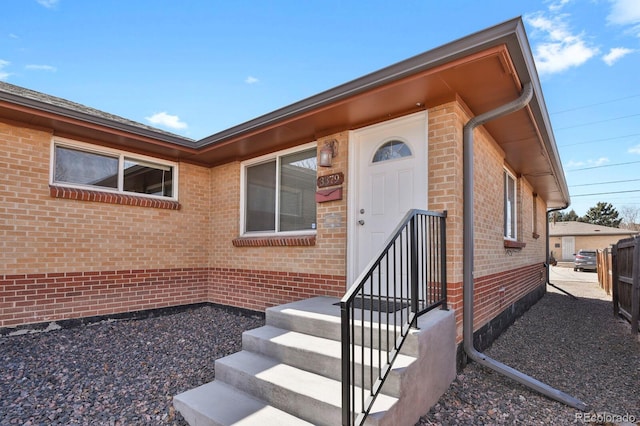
[504,239,526,249]
[232,235,316,247]
[49,185,181,210]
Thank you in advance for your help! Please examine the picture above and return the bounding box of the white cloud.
[145,112,188,130]
[607,0,640,37]
[25,64,57,72]
[602,47,634,65]
[629,145,640,154]
[0,59,11,81]
[9,33,19,39]
[607,0,640,26]
[566,157,610,169]
[526,13,599,75]
[245,76,259,84]
[548,0,572,12]
[36,0,59,8]
[591,157,610,167]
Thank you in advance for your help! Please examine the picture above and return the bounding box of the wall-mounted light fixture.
[319,139,338,167]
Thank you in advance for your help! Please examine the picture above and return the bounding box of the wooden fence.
[607,236,640,334]
[596,248,612,295]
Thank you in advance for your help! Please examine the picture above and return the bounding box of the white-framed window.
[241,143,317,235]
[503,169,517,240]
[50,138,177,200]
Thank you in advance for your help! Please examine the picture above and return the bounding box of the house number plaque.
[317,172,344,188]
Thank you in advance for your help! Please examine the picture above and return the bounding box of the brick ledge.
[49,185,181,210]
[504,239,526,249]
[232,235,316,247]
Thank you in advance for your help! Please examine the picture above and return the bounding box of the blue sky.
[1,0,639,218]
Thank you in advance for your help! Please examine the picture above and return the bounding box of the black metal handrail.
[340,209,447,425]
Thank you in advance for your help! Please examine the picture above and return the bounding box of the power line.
[555,113,640,131]
[567,160,640,172]
[572,189,640,197]
[558,133,640,148]
[551,94,640,115]
[569,178,640,187]
[591,194,640,202]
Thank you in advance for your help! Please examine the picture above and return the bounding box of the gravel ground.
[418,276,640,426]
[0,306,264,425]
[1,272,638,425]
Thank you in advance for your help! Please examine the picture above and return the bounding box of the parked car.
[573,249,597,272]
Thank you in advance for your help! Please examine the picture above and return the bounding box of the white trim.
[242,142,317,167]
[50,136,178,201]
[239,142,317,237]
[347,110,428,286]
[347,130,358,285]
[503,168,518,241]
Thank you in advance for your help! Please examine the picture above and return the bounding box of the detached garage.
[549,221,638,261]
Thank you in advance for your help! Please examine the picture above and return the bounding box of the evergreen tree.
[564,209,579,221]
[581,202,622,227]
[549,209,579,222]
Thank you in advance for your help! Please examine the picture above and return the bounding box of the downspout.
[463,82,588,410]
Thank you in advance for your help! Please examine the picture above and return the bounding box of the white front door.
[562,236,575,261]
[349,112,428,284]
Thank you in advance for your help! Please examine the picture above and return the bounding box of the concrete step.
[173,380,314,426]
[265,296,420,356]
[215,349,398,426]
[174,298,456,426]
[265,297,342,341]
[242,325,415,397]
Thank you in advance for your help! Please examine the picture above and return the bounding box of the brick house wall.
[469,104,547,342]
[206,133,349,312]
[426,101,547,342]
[1,118,211,327]
[2,99,548,338]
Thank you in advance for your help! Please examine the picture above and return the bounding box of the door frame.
[346,111,428,286]
[562,236,576,261]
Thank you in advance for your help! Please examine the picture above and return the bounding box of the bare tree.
[620,205,640,231]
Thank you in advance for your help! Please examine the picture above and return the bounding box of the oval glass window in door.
[372,140,412,163]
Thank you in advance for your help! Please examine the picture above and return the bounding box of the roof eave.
[0,89,196,148]
[506,21,571,209]
[196,17,527,148]
[0,17,571,209]
[193,17,571,207]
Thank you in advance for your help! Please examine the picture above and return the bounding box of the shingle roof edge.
[0,81,196,146]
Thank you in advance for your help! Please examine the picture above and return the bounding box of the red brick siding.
[0,268,209,327]
[450,262,546,342]
[209,268,345,312]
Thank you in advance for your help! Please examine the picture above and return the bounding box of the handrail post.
[340,209,449,425]
[410,214,419,318]
[440,211,448,310]
[340,302,351,426]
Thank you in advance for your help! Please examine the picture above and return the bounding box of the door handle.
[358,220,365,225]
